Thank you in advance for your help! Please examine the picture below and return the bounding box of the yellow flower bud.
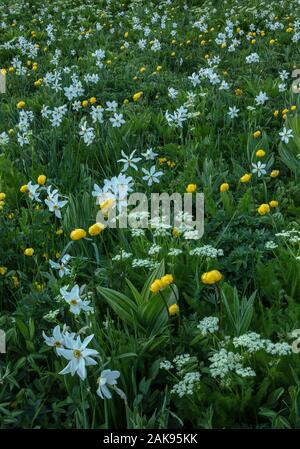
[168,303,179,316]
[256,149,266,157]
[70,228,86,240]
[257,203,270,215]
[220,183,229,192]
[24,248,34,256]
[37,174,46,185]
[88,222,105,236]
[17,101,26,109]
[132,91,143,102]
[240,174,251,183]
[20,184,28,193]
[201,270,222,285]
[186,184,197,193]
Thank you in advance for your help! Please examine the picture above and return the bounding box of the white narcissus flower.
[44,186,68,219]
[109,113,125,127]
[141,147,158,160]
[279,127,293,144]
[228,106,239,118]
[251,162,267,177]
[142,166,163,186]
[42,325,66,355]
[27,181,41,202]
[57,334,99,380]
[60,284,93,315]
[117,149,142,172]
[49,254,72,278]
[96,369,126,400]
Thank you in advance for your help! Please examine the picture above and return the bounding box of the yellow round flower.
[0,266,7,275]
[37,174,46,185]
[20,184,28,193]
[150,279,164,294]
[186,183,197,193]
[160,274,174,287]
[269,200,278,208]
[70,228,86,240]
[24,248,34,256]
[0,192,6,201]
[270,170,279,178]
[273,110,279,118]
[17,101,26,109]
[256,149,266,157]
[240,174,251,183]
[89,97,97,104]
[201,270,222,285]
[257,203,270,215]
[220,183,229,192]
[253,130,261,139]
[132,91,143,102]
[88,222,105,236]
[168,303,179,316]
[82,100,88,108]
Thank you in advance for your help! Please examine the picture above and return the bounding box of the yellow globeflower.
[186,183,197,193]
[253,130,261,139]
[269,200,278,208]
[220,183,229,192]
[88,222,105,236]
[70,228,86,240]
[17,101,26,109]
[20,184,28,193]
[257,203,270,215]
[240,174,251,183]
[89,97,97,104]
[24,248,34,256]
[0,266,7,275]
[132,91,143,102]
[273,110,279,118]
[270,170,280,178]
[150,279,164,294]
[0,192,6,200]
[82,100,88,107]
[160,274,174,287]
[168,304,179,316]
[37,174,46,185]
[201,270,222,285]
[256,149,266,157]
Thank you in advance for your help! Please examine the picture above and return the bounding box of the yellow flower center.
[70,299,77,305]
[73,350,81,359]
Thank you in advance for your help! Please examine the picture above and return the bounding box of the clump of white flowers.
[197,316,219,336]
[171,372,201,397]
[189,245,224,258]
[209,348,256,379]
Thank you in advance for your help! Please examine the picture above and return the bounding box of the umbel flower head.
[201,270,222,285]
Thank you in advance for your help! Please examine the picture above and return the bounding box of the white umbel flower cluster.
[209,348,256,379]
[171,372,201,397]
[189,245,224,258]
[197,316,219,336]
[233,332,292,356]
